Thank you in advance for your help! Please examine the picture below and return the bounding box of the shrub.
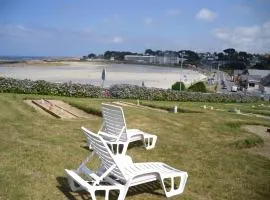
[109,84,259,103]
[188,82,207,92]
[0,77,104,98]
[0,77,260,103]
[171,82,186,91]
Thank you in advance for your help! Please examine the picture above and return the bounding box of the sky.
[0,0,270,56]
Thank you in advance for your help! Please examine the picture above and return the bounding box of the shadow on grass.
[56,176,165,200]
[81,145,90,151]
[56,176,90,200]
[127,140,145,150]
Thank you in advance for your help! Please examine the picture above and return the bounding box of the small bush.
[188,82,207,93]
[171,82,186,91]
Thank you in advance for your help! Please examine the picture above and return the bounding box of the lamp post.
[179,51,186,92]
[101,68,106,88]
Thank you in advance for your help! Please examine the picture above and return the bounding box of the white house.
[247,75,261,91]
[246,69,270,92]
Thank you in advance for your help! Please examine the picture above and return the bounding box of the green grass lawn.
[0,93,270,200]
[127,100,270,116]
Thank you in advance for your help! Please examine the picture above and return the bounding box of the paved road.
[214,71,243,94]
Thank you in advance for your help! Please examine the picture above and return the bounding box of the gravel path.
[242,125,270,159]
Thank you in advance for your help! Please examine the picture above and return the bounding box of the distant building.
[124,55,179,65]
[247,69,270,92]
[124,55,155,63]
[260,73,270,95]
[238,69,270,95]
[247,75,261,91]
[248,69,270,78]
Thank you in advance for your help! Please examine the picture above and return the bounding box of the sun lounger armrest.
[99,131,118,140]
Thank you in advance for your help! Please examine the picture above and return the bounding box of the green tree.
[145,49,155,55]
[188,82,207,93]
[217,52,224,60]
[88,53,96,58]
[171,82,186,91]
[223,48,236,55]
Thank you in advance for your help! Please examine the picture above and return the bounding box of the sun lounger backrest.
[81,127,127,182]
[101,103,127,141]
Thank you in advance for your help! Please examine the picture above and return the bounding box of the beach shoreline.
[0,62,207,89]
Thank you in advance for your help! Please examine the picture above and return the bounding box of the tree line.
[82,48,270,70]
[215,48,270,70]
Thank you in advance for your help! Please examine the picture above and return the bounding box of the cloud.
[196,8,217,22]
[166,9,181,16]
[0,25,125,44]
[0,25,55,40]
[0,25,129,56]
[213,21,270,53]
[144,17,153,26]
[110,36,124,44]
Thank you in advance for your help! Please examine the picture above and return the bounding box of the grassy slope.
[0,93,269,200]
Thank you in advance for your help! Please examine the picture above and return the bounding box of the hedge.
[0,77,104,98]
[0,77,259,103]
[109,84,259,103]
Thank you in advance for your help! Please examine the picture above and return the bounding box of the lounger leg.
[160,172,188,197]
[91,186,125,200]
[89,191,97,200]
[143,135,157,150]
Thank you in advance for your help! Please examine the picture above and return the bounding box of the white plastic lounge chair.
[65,127,188,200]
[85,103,157,154]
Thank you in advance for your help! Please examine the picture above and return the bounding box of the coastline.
[0,61,207,89]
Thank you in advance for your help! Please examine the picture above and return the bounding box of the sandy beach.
[0,63,206,89]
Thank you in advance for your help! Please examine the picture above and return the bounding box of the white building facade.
[124,55,179,65]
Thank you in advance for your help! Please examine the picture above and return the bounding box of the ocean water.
[0,56,51,61]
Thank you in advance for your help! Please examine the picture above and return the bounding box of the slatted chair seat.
[65,128,188,200]
[84,103,157,154]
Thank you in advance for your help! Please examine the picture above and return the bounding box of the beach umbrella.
[101,68,106,88]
